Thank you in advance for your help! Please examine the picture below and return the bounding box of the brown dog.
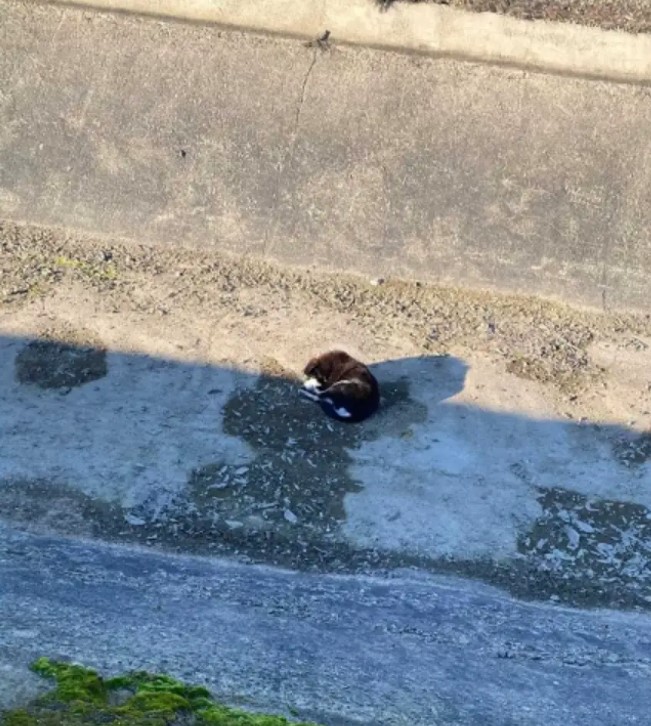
[299,350,380,423]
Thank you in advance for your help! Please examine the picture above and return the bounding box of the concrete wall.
[47,0,651,84]
[1,0,650,311]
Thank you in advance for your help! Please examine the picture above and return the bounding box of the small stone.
[244,515,268,532]
[283,509,298,524]
[124,514,146,526]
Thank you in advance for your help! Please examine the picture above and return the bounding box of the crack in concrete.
[379,159,390,250]
[285,49,318,171]
[263,49,319,256]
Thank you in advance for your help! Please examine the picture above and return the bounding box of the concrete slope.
[1,0,650,311]
[2,525,651,726]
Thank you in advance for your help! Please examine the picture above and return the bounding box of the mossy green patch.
[54,255,118,281]
[32,658,106,704]
[1,658,320,726]
[2,711,33,726]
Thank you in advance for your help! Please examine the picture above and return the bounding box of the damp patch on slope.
[15,328,107,389]
[185,367,425,539]
[518,486,651,605]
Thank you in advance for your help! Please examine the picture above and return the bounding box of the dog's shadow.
[198,354,469,531]
[366,354,469,435]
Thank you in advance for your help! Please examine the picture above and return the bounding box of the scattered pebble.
[283,509,298,524]
[124,514,146,526]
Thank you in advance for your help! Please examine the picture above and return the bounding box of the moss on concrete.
[54,255,118,281]
[1,658,319,726]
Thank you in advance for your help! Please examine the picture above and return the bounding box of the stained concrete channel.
[1,219,650,724]
[1,0,651,723]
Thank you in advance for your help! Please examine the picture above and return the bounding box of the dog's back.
[302,350,380,423]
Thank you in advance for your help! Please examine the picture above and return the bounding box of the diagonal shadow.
[0,331,649,611]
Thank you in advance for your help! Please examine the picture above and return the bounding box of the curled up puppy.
[299,350,380,423]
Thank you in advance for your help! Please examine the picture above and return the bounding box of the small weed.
[54,255,118,281]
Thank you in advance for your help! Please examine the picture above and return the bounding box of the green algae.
[1,658,319,726]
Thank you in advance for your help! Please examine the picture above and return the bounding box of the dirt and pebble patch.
[377,0,651,35]
[2,220,649,401]
[518,486,651,606]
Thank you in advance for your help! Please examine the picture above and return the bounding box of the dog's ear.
[303,357,319,376]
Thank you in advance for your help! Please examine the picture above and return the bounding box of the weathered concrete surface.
[2,525,651,726]
[1,1,650,312]
[3,329,650,611]
[1,222,650,612]
[49,0,651,83]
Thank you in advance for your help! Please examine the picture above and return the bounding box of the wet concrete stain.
[0,478,123,539]
[519,486,651,605]
[2,474,650,611]
[613,432,651,467]
[186,371,422,536]
[2,355,650,612]
[15,335,107,389]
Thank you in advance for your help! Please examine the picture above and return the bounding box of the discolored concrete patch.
[613,432,651,467]
[2,329,650,610]
[121,358,651,608]
[0,478,136,540]
[519,487,651,606]
[186,366,426,537]
[15,329,107,390]
[0,333,252,525]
